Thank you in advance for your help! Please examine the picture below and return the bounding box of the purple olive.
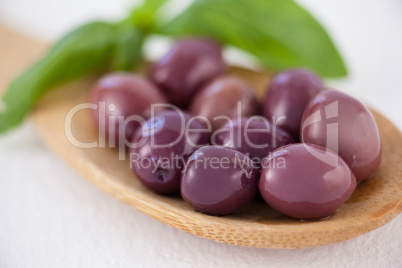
[130,110,210,194]
[89,72,167,146]
[300,89,382,181]
[190,76,259,131]
[181,146,259,215]
[150,37,226,108]
[262,69,323,139]
[259,143,356,220]
[213,117,295,162]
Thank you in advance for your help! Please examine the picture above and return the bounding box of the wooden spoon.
[2,24,402,248]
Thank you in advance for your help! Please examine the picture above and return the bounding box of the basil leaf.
[112,22,144,71]
[132,0,169,33]
[160,0,347,77]
[0,21,115,133]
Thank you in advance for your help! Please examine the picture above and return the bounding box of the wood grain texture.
[0,23,47,94]
[1,24,401,248]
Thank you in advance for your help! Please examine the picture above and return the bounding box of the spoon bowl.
[31,65,402,248]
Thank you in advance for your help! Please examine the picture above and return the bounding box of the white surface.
[0,0,401,267]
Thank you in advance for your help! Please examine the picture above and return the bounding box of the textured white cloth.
[0,0,401,267]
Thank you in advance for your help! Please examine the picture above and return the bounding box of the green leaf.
[160,0,347,77]
[0,21,116,133]
[131,0,169,33]
[112,22,145,71]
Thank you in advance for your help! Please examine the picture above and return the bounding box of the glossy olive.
[181,146,259,215]
[301,89,382,181]
[150,37,226,108]
[89,72,167,146]
[262,69,323,139]
[130,110,210,194]
[259,143,356,220]
[213,117,295,162]
[190,76,259,131]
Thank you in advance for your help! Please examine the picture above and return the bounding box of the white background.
[0,0,401,267]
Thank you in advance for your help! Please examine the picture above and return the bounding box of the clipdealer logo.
[63,100,339,168]
[64,101,285,161]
